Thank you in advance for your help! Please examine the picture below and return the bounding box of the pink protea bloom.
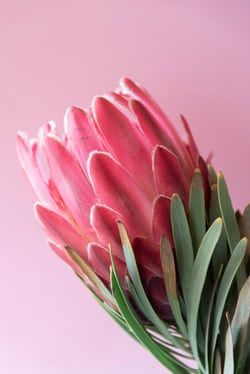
[16,78,209,319]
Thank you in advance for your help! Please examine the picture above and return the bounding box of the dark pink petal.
[88,243,126,283]
[147,276,169,306]
[180,114,199,165]
[132,237,162,277]
[153,145,190,203]
[64,106,102,170]
[92,97,155,197]
[35,203,89,260]
[44,135,95,228]
[88,151,152,236]
[152,195,173,246]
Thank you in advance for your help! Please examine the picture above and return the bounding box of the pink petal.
[88,151,152,236]
[48,240,84,277]
[153,145,190,203]
[147,276,170,311]
[120,77,194,174]
[64,106,102,170]
[92,97,155,197]
[90,204,129,259]
[88,243,126,283]
[35,203,89,260]
[16,132,51,203]
[132,237,162,277]
[105,91,132,119]
[129,99,176,153]
[180,114,199,164]
[43,135,95,229]
[152,195,173,246]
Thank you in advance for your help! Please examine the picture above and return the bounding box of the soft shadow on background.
[1,1,250,373]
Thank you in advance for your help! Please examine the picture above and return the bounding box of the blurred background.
[1,1,250,373]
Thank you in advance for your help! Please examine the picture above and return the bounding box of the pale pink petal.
[16,132,51,203]
[152,195,173,246]
[153,145,190,203]
[88,151,152,236]
[92,97,155,197]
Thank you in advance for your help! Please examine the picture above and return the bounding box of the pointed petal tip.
[16,131,28,156]
[119,76,137,88]
[16,130,27,142]
[91,95,108,113]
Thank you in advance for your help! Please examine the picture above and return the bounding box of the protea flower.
[17,78,250,373]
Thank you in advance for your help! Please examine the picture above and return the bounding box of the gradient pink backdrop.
[1,1,250,373]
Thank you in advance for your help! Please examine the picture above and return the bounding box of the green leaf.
[189,169,206,254]
[208,164,218,186]
[210,238,247,363]
[205,265,223,373]
[239,204,250,266]
[223,315,234,374]
[187,218,222,368]
[110,256,190,373]
[231,276,250,371]
[217,173,246,288]
[209,184,228,278]
[217,173,241,250]
[160,236,188,338]
[171,193,194,304]
[117,222,187,350]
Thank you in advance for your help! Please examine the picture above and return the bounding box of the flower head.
[16,78,209,320]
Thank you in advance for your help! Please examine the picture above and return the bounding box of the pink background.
[1,1,250,373]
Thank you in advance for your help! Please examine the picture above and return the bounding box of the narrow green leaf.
[217,173,246,288]
[171,193,194,304]
[160,236,188,337]
[189,169,206,254]
[208,164,218,186]
[239,204,250,264]
[223,315,234,374]
[75,269,138,343]
[217,173,241,250]
[231,276,250,371]
[117,222,187,350]
[188,218,222,368]
[205,265,223,373]
[110,257,190,373]
[209,184,228,278]
[210,238,247,363]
